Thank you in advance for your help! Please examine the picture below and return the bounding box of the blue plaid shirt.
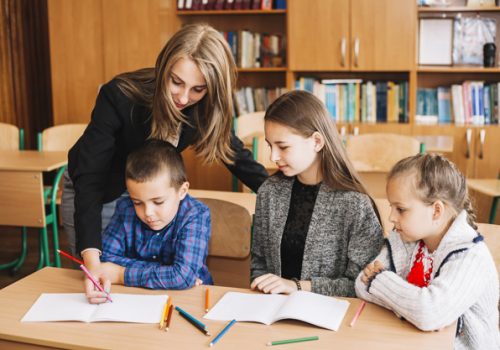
[101,194,213,289]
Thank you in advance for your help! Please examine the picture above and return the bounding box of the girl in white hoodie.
[355,153,500,350]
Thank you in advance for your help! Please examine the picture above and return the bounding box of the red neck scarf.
[407,241,434,287]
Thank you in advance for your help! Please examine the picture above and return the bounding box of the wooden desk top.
[0,268,455,350]
[467,179,500,197]
[190,189,257,216]
[0,150,67,171]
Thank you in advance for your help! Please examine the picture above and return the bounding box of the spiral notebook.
[203,291,350,331]
[21,293,168,323]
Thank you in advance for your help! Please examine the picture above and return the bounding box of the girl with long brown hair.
[62,24,267,303]
[250,90,383,297]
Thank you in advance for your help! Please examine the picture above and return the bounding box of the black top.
[68,79,268,253]
[280,178,320,280]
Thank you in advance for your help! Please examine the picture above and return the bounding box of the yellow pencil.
[159,300,169,330]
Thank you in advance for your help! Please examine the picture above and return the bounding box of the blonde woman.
[62,24,268,303]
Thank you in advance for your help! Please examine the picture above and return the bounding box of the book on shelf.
[203,291,350,331]
[235,86,287,115]
[179,0,287,10]
[21,293,168,323]
[220,30,285,68]
[417,81,500,125]
[295,77,409,124]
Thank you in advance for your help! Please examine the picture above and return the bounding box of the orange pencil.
[349,301,366,327]
[163,298,172,324]
[205,288,210,313]
[165,304,174,331]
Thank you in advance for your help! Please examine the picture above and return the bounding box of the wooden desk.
[0,268,455,350]
[0,150,67,227]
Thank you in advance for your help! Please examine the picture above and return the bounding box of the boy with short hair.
[100,139,212,289]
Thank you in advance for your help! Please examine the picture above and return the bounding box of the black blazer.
[68,79,268,253]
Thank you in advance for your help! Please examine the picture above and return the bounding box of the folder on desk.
[204,291,350,331]
[21,293,168,323]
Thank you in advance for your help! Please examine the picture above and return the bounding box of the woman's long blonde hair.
[265,90,381,222]
[116,24,236,164]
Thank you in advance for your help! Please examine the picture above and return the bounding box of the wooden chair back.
[346,133,421,172]
[374,197,392,236]
[190,190,255,288]
[346,133,420,198]
[41,124,87,151]
[0,122,19,150]
[477,223,500,276]
[235,112,276,170]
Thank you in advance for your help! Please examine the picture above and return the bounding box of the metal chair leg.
[51,203,61,268]
[489,197,500,224]
[39,226,51,268]
[11,227,28,273]
[37,230,45,270]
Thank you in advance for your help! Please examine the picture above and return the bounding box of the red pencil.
[57,249,84,265]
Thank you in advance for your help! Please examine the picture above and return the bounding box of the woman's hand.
[250,274,297,294]
[82,250,113,304]
[361,260,385,285]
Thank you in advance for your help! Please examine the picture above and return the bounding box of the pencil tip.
[209,343,213,347]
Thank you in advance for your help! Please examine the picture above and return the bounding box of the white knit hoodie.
[355,211,500,350]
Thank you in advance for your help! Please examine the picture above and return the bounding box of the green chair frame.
[231,116,260,192]
[0,129,29,274]
[489,172,500,224]
[37,133,66,268]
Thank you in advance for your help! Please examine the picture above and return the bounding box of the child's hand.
[250,274,297,294]
[361,260,385,285]
[100,262,125,285]
[195,278,203,286]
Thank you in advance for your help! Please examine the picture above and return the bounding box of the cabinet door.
[288,0,350,71]
[351,0,415,71]
[472,126,500,178]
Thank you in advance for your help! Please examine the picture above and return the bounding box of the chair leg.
[51,203,61,268]
[38,226,51,268]
[11,227,28,274]
[0,227,28,273]
[489,197,500,224]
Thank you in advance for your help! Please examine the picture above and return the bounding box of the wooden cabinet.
[288,0,349,71]
[351,0,415,71]
[288,0,415,72]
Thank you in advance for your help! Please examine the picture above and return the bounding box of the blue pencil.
[174,306,207,329]
[210,319,236,347]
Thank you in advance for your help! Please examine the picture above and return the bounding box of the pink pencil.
[80,264,113,303]
[349,301,366,327]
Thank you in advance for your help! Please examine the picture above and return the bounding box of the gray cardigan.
[251,174,384,297]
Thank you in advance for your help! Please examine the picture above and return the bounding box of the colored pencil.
[159,301,169,329]
[266,336,319,346]
[165,304,173,332]
[349,301,366,327]
[205,288,210,312]
[79,264,113,303]
[176,307,210,336]
[57,249,84,265]
[209,319,236,347]
[174,306,207,329]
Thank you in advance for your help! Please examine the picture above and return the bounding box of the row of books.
[416,82,500,125]
[221,30,285,68]
[235,86,287,115]
[177,0,286,11]
[295,78,409,124]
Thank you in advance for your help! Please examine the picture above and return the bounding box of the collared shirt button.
[156,233,160,236]
[153,255,157,259]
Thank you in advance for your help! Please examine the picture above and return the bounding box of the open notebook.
[204,291,350,331]
[21,293,168,323]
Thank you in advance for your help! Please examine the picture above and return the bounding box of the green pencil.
[266,336,319,346]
